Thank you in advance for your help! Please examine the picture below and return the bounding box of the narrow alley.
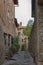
[3,51,35,65]
[0,0,43,65]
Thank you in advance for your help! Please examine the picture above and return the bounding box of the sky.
[15,0,34,26]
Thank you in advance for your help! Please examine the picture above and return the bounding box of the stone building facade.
[0,0,18,64]
[29,0,43,65]
[18,22,24,50]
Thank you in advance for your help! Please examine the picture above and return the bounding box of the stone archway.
[0,25,5,65]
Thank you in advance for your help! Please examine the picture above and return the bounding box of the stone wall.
[29,20,38,63]
[29,0,43,65]
[0,25,5,65]
[0,0,17,64]
[0,0,16,36]
[35,0,43,65]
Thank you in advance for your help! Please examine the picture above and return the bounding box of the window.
[22,39,23,42]
[4,33,7,45]
[13,0,18,5]
[8,35,10,47]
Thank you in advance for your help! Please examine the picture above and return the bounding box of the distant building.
[18,22,24,50]
[24,36,28,50]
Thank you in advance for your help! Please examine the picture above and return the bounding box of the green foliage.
[23,27,31,37]
[5,36,20,59]
[27,20,34,27]
[11,36,20,54]
[23,20,34,37]
[11,36,19,45]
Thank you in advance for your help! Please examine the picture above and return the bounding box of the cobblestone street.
[2,51,36,65]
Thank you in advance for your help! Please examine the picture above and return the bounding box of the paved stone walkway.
[2,51,36,65]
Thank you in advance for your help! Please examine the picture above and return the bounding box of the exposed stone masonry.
[0,0,16,65]
[29,0,43,65]
[0,25,5,65]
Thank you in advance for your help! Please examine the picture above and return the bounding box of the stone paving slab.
[2,51,36,65]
